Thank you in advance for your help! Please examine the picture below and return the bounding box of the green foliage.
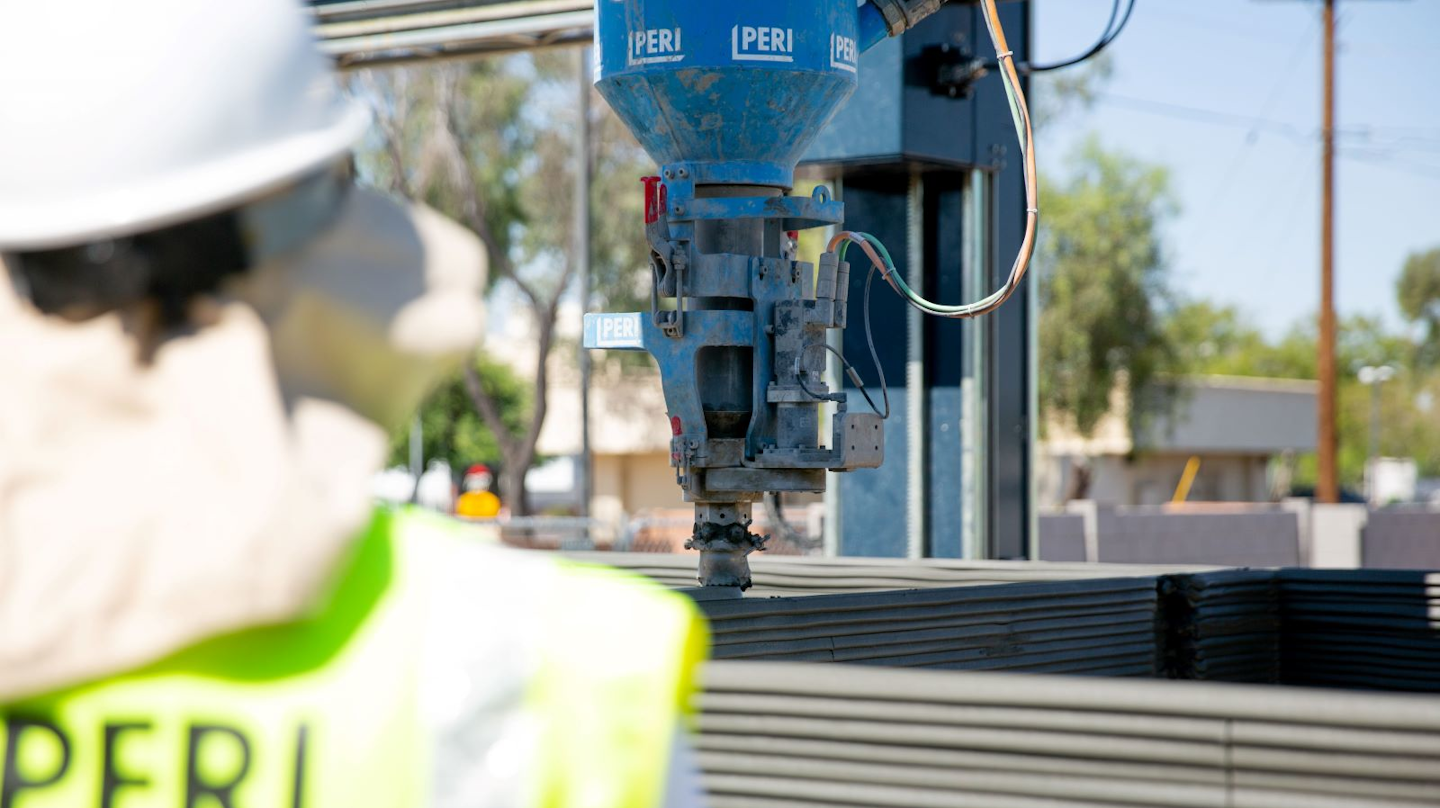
[589,91,658,314]
[1164,302,1317,380]
[1397,246,1440,366]
[1165,302,1273,376]
[1169,301,1440,487]
[353,53,659,509]
[1374,373,1440,480]
[354,55,652,311]
[1037,137,1181,436]
[388,355,531,473]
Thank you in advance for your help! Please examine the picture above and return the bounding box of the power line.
[1260,148,1319,273]
[1340,150,1440,181]
[1141,6,1293,44]
[1022,0,1137,73]
[1094,92,1315,141]
[1194,18,1321,236]
[1338,132,1440,152]
[1226,142,1314,270]
[1094,93,1440,153]
[1341,124,1440,136]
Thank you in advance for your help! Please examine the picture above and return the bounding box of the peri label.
[731,25,795,63]
[830,33,857,73]
[629,27,684,66]
[586,313,646,350]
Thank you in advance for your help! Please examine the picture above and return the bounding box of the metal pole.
[905,171,927,559]
[576,46,594,519]
[823,178,845,558]
[1317,0,1339,504]
[1368,380,1380,473]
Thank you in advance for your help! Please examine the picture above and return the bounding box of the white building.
[1040,376,1318,508]
[486,299,684,525]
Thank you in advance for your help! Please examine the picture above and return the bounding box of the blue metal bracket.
[585,310,754,456]
[678,185,843,231]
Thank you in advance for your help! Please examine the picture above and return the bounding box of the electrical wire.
[822,2,1036,320]
[823,0,1036,320]
[797,0,1034,416]
[989,0,1136,74]
[795,341,888,419]
[793,345,839,403]
[861,264,891,420]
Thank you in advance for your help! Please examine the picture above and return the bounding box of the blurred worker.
[0,1,708,806]
[456,464,503,519]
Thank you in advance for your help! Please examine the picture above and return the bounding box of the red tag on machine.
[642,176,667,225]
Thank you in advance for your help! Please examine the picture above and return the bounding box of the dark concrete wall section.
[699,578,1160,675]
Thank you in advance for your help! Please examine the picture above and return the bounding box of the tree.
[388,356,531,476]
[355,51,654,513]
[1164,301,1321,380]
[1398,246,1440,366]
[1171,304,1433,489]
[1164,301,1271,376]
[1036,137,1181,437]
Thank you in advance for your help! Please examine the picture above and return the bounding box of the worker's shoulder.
[386,507,685,609]
[389,508,560,584]
[551,555,696,609]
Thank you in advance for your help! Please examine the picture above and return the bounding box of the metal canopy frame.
[310,0,594,69]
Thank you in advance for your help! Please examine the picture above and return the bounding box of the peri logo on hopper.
[629,27,684,66]
[731,25,795,63]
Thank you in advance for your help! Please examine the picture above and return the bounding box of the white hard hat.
[0,0,368,251]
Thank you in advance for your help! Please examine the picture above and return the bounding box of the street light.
[1357,364,1396,502]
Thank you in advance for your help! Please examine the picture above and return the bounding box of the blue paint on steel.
[585,0,911,528]
[643,310,755,453]
[857,2,890,52]
[595,0,865,188]
[928,386,963,558]
[679,186,843,230]
[841,388,911,556]
[743,256,799,457]
[804,35,903,164]
[585,310,754,453]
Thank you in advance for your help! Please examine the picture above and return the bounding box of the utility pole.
[1317,0,1339,503]
[1261,0,1398,499]
[576,47,594,521]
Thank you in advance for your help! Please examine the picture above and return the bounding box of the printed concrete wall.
[1037,513,1088,561]
[697,660,1440,808]
[1364,508,1440,569]
[1097,509,1300,566]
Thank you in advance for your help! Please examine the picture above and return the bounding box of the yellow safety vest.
[0,508,708,808]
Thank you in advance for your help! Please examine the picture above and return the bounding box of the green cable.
[835,4,1033,320]
[845,232,969,316]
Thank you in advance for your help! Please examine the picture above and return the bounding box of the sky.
[1033,0,1440,339]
